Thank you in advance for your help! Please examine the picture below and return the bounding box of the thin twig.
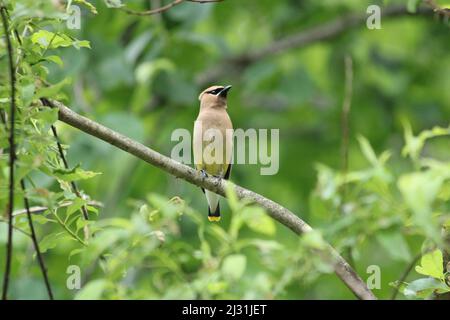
[121,0,182,15]
[20,180,54,299]
[1,5,16,301]
[188,0,224,2]
[12,200,103,217]
[340,55,353,267]
[46,99,376,300]
[391,252,424,300]
[52,210,87,246]
[41,117,91,241]
[0,219,31,237]
[48,124,88,219]
[120,0,223,16]
[340,55,353,203]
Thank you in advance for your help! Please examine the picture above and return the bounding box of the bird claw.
[200,169,208,179]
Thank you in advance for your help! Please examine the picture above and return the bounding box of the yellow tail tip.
[208,216,221,222]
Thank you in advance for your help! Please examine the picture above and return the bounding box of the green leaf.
[415,249,445,280]
[31,30,90,50]
[147,194,179,219]
[86,205,99,215]
[21,83,35,108]
[69,248,84,260]
[72,40,91,49]
[39,232,67,253]
[45,55,64,67]
[221,254,246,281]
[53,165,101,182]
[398,171,443,241]
[243,206,276,236]
[207,281,228,294]
[76,218,90,232]
[404,278,450,298]
[66,198,87,220]
[74,0,98,14]
[75,279,110,300]
[31,214,55,225]
[225,183,239,212]
[35,78,71,99]
[402,122,450,161]
[35,108,59,126]
[301,230,327,250]
[31,30,70,49]
[357,135,378,166]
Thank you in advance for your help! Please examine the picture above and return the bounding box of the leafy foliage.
[0,0,449,299]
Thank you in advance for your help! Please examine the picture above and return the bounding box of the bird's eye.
[208,88,223,95]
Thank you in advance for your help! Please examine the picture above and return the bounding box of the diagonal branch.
[425,0,450,17]
[45,99,376,300]
[196,4,433,86]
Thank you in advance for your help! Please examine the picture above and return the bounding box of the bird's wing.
[223,163,232,180]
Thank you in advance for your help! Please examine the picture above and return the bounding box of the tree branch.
[120,0,224,16]
[12,200,103,217]
[1,5,16,301]
[20,180,54,300]
[340,55,353,203]
[390,252,423,300]
[1,6,52,300]
[50,124,90,221]
[340,55,354,268]
[196,4,433,86]
[425,0,450,18]
[45,99,376,300]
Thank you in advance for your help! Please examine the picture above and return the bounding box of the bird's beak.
[218,85,232,98]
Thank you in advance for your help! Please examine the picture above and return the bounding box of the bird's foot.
[200,169,208,179]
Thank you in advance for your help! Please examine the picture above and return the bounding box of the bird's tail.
[208,202,221,222]
[205,189,221,222]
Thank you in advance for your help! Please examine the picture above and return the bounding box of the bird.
[193,85,233,222]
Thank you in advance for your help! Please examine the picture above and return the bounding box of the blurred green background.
[0,0,449,299]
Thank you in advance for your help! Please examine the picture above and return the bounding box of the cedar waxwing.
[193,85,233,222]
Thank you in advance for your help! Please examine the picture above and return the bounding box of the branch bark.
[196,4,433,86]
[46,99,376,300]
